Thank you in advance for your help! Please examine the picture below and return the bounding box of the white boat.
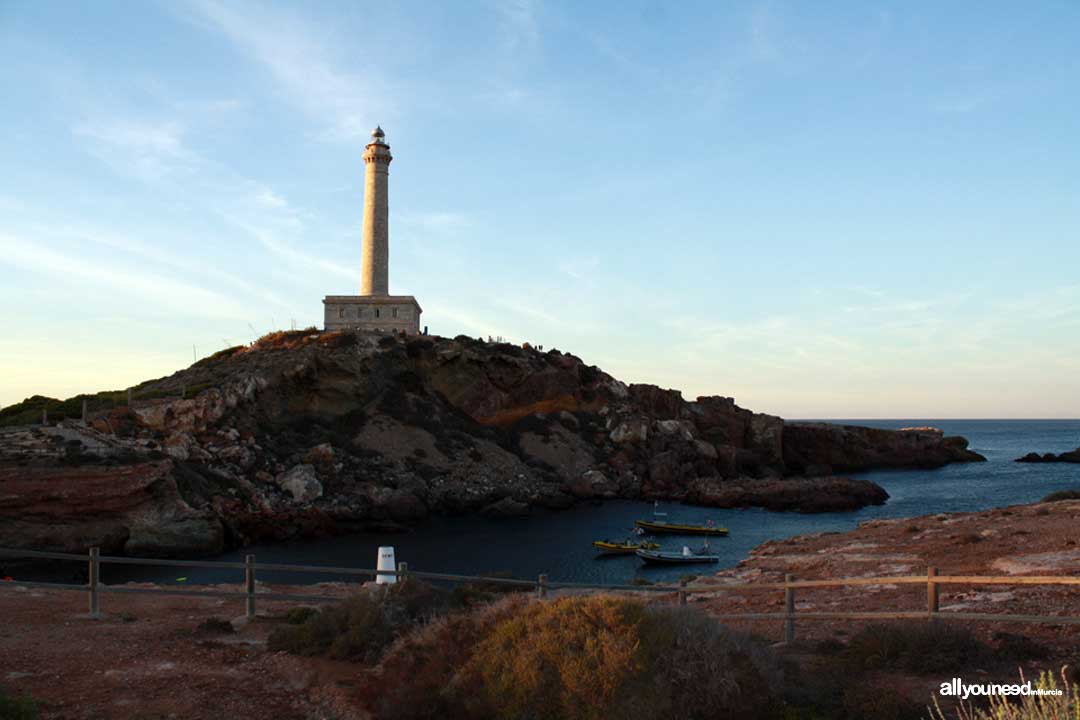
[635,544,720,565]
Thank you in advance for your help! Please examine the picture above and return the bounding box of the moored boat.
[592,539,661,555]
[633,519,729,536]
[635,546,720,565]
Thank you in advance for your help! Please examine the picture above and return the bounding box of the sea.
[89,420,1080,588]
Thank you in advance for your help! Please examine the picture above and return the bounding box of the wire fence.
[3,547,1080,643]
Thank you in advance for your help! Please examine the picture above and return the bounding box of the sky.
[1,1,1078,419]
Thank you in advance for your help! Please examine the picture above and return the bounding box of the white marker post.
[376,546,397,585]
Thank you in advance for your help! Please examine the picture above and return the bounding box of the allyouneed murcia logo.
[940,678,1063,700]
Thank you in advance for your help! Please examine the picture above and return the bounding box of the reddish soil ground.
[0,582,373,720]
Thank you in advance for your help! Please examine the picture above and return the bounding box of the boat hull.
[592,541,660,554]
[635,549,720,565]
[634,520,728,536]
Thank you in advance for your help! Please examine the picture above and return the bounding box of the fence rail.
[3,547,1080,643]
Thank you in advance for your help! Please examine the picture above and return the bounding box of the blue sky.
[1,1,1078,418]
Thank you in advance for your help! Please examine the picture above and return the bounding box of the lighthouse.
[323,126,423,334]
[360,125,391,296]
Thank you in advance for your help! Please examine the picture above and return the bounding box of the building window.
[356,307,363,319]
[337,307,344,319]
[392,308,398,318]
[375,308,380,318]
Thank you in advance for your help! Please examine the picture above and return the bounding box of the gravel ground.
[0,581,367,720]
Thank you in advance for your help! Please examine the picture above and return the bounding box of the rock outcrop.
[0,330,984,556]
[782,422,985,475]
[1016,448,1080,464]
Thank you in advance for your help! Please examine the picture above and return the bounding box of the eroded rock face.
[0,446,224,557]
[0,330,983,556]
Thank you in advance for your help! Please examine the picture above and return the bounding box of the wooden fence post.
[927,566,939,620]
[783,573,795,643]
[81,398,88,424]
[397,562,408,583]
[537,573,548,599]
[245,554,256,620]
[678,578,688,607]
[88,547,100,618]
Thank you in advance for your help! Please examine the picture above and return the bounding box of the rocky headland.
[0,330,984,557]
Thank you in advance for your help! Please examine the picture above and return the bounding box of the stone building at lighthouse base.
[322,294,422,334]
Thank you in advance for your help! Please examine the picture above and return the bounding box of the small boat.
[636,545,720,565]
[592,539,661,555]
[634,501,729,536]
[634,519,729,536]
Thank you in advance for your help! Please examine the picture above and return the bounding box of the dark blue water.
[106,420,1079,588]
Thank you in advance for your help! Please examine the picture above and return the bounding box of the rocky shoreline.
[0,330,984,557]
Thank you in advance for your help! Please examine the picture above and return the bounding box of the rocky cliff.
[0,330,984,556]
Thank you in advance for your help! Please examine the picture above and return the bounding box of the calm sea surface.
[105,420,1079,587]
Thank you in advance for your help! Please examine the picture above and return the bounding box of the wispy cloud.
[0,232,252,320]
[73,118,194,180]
[224,216,355,282]
[186,0,389,140]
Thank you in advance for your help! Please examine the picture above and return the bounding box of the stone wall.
[323,294,422,334]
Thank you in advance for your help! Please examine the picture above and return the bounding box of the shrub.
[284,606,318,625]
[843,622,994,674]
[462,595,656,720]
[993,632,1050,662]
[363,595,786,720]
[1041,489,1080,503]
[462,596,783,720]
[646,606,784,720]
[196,617,234,634]
[368,595,530,720]
[267,580,450,663]
[0,686,38,720]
